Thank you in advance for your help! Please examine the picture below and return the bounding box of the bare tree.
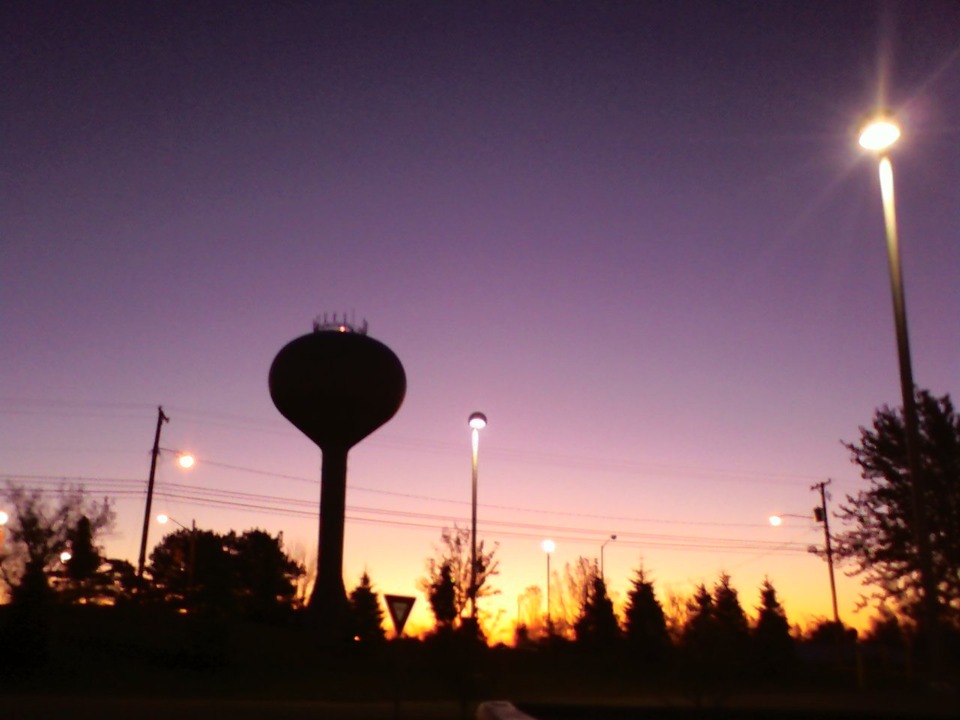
[419,525,499,630]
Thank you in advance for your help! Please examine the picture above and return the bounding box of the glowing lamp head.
[768,515,783,527]
[157,514,170,525]
[541,539,556,554]
[859,116,901,152]
[0,511,8,526]
[177,453,195,470]
[60,551,72,563]
[468,412,487,431]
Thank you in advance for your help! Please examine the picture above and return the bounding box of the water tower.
[269,316,405,640]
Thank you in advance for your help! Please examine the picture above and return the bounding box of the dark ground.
[0,606,957,720]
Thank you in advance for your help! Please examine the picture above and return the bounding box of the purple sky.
[3,1,958,637]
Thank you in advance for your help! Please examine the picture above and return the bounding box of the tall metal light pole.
[600,534,617,582]
[468,411,487,629]
[137,406,168,579]
[541,539,555,633]
[859,115,939,668]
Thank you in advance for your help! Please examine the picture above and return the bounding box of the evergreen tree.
[682,583,716,655]
[623,566,670,662]
[60,515,105,602]
[574,575,620,648]
[712,573,750,679]
[427,562,457,631]
[349,571,386,642]
[752,577,795,677]
[837,390,960,627]
[680,583,719,698]
[713,573,749,647]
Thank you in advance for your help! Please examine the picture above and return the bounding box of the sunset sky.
[3,1,958,640]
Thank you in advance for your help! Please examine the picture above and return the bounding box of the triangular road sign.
[384,594,416,636]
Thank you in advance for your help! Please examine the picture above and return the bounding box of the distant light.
[60,551,72,563]
[177,453,195,470]
[0,511,8,526]
[157,514,170,525]
[768,515,783,527]
[541,539,556,554]
[469,412,487,430]
[339,325,348,332]
[859,117,901,152]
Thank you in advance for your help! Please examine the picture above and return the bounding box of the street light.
[769,494,838,625]
[0,510,7,552]
[600,534,617,582]
[858,113,939,656]
[767,513,810,527]
[468,411,487,630]
[176,453,196,470]
[541,539,555,633]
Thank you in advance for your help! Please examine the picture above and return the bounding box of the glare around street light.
[541,539,556,554]
[157,514,170,524]
[177,453,196,469]
[859,117,901,152]
[0,511,8,526]
[769,515,783,526]
[60,551,72,563]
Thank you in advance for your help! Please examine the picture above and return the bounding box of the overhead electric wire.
[1,472,818,555]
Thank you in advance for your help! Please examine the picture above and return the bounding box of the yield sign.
[384,594,416,636]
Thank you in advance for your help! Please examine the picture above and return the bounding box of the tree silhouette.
[574,575,620,648]
[0,484,113,605]
[148,527,302,619]
[551,556,597,638]
[426,562,457,631]
[713,573,749,655]
[231,529,303,621]
[516,585,546,640]
[836,390,960,627]
[349,571,386,642]
[0,484,113,669]
[623,566,670,663]
[420,525,499,630]
[752,577,794,677]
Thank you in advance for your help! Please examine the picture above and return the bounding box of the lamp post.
[541,539,555,633]
[468,411,487,630]
[600,534,617,582]
[859,114,940,662]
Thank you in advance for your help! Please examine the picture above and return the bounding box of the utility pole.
[137,406,169,578]
[812,479,840,625]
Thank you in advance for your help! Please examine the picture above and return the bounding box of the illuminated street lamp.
[60,551,72,564]
[769,493,838,625]
[176,453,196,470]
[0,510,9,552]
[600,534,617,582]
[541,539,555,632]
[468,411,487,630]
[767,513,810,527]
[858,113,939,654]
